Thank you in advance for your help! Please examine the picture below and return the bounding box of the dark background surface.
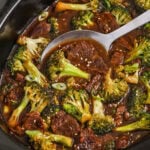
[0,0,50,149]
[0,0,150,150]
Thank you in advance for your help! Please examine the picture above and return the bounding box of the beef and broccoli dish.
[0,0,150,149]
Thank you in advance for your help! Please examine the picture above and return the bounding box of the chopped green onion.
[52,83,67,90]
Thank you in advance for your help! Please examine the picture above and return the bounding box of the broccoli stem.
[144,82,150,104]
[125,49,142,63]
[115,116,150,132]
[55,1,90,12]
[49,134,73,147]
[31,100,48,113]
[23,61,48,87]
[8,95,29,127]
[60,59,90,80]
[26,130,73,148]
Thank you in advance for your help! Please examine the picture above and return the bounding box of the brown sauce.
[0,0,150,150]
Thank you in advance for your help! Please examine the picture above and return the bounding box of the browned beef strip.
[30,21,51,38]
[115,105,127,127]
[95,12,119,34]
[116,135,130,149]
[51,110,80,137]
[64,40,108,74]
[5,84,24,105]
[74,128,102,150]
[22,111,45,131]
[15,73,25,83]
[86,74,102,92]
[110,51,125,66]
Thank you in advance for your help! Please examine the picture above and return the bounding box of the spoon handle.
[108,10,150,42]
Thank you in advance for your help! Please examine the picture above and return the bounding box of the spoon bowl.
[41,10,150,61]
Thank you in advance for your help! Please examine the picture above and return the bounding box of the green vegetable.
[134,0,150,10]
[26,130,73,149]
[103,0,124,9]
[55,0,100,12]
[115,63,140,84]
[125,36,150,66]
[89,113,115,134]
[52,82,67,90]
[47,50,90,81]
[12,48,48,87]
[140,70,150,104]
[17,36,49,59]
[7,47,26,75]
[89,97,115,134]
[8,82,49,128]
[38,11,49,21]
[128,86,146,118]
[71,10,94,30]
[115,113,150,132]
[111,5,132,25]
[100,68,129,103]
[48,17,59,38]
[63,89,91,123]
[103,140,115,150]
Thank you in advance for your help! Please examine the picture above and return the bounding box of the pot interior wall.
[0,0,52,149]
[0,0,150,150]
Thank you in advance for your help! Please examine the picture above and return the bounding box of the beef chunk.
[4,84,24,105]
[86,74,102,92]
[15,73,25,83]
[22,111,45,131]
[51,110,80,137]
[31,21,51,38]
[116,135,130,149]
[110,51,125,66]
[64,40,108,74]
[74,128,102,150]
[95,12,119,34]
[115,105,127,126]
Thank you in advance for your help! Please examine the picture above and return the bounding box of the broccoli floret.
[41,104,60,125]
[24,61,48,88]
[48,17,59,38]
[26,130,73,149]
[89,114,115,134]
[103,0,124,9]
[144,22,150,30]
[17,36,49,59]
[8,59,26,75]
[63,89,91,123]
[103,140,115,150]
[115,113,150,132]
[122,63,140,74]
[8,82,49,128]
[88,97,115,134]
[128,86,147,118]
[134,0,150,10]
[55,0,100,12]
[47,50,90,81]
[140,70,150,104]
[125,36,150,66]
[144,22,150,37]
[116,63,140,84]
[100,68,129,103]
[7,47,26,75]
[71,10,94,30]
[14,48,48,87]
[111,5,132,25]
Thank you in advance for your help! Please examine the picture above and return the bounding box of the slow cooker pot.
[0,0,150,150]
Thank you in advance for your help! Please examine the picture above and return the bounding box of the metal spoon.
[41,10,150,61]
